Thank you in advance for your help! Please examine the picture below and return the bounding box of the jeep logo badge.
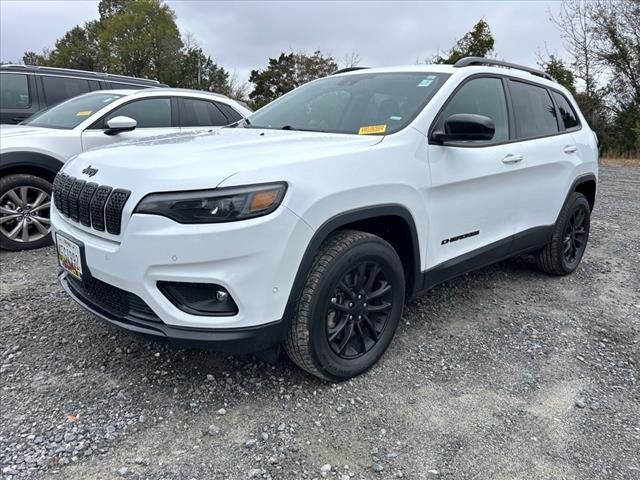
[82,165,98,177]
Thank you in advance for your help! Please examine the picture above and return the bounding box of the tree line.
[17,0,639,156]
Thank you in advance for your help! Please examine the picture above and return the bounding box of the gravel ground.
[1,165,638,480]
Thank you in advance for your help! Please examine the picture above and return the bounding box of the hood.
[61,127,383,192]
[0,124,54,138]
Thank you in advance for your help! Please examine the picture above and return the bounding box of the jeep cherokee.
[50,58,598,381]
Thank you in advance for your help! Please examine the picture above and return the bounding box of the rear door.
[426,76,525,269]
[506,80,577,239]
[177,97,236,133]
[80,96,178,151]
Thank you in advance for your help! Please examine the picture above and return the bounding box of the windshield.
[22,92,123,129]
[247,72,449,135]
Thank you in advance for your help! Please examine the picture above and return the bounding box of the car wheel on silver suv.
[285,230,406,381]
[0,174,53,251]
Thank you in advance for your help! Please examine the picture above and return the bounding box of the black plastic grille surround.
[53,173,130,235]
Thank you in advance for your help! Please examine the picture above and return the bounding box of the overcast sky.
[1,0,568,85]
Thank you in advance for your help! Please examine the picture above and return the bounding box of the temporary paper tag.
[358,124,387,135]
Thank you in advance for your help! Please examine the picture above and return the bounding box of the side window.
[437,77,508,144]
[551,91,580,130]
[217,102,243,123]
[105,98,171,128]
[42,76,91,106]
[509,80,559,138]
[0,73,30,109]
[180,98,229,127]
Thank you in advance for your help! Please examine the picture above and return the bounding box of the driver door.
[81,97,178,151]
[425,76,525,269]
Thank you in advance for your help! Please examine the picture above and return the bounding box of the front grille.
[67,275,160,323]
[53,173,130,235]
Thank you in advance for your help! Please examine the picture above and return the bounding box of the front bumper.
[59,272,285,352]
[51,204,313,346]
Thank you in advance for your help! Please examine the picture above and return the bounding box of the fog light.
[157,281,238,316]
[216,290,229,302]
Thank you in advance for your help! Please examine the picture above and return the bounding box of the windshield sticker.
[390,116,402,121]
[358,124,387,135]
[76,110,92,116]
[417,75,437,87]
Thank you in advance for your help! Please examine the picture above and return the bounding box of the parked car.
[0,88,251,250]
[50,58,597,380]
[0,64,167,124]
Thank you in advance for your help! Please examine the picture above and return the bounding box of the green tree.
[540,55,576,95]
[45,23,100,71]
[176,47,231,94]
[433,19,495,64]
[249,50,337,108]
[97,0,183,84]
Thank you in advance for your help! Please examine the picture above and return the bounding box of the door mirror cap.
[431,113,495,143]
[104,116,137,136]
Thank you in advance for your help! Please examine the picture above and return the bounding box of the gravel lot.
[1,165,638,480]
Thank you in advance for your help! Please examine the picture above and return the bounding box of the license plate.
[56,233,83,280]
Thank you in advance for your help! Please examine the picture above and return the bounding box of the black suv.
[0,64,166,124]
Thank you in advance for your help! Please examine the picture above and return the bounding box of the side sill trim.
[418,225,552,293]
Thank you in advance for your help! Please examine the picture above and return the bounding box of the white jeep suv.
[50,58,598,380]
[0,88,250,251]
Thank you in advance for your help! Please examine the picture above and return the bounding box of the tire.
[0,174,54,251]
[284,230,405,381]
[536,191,591,275]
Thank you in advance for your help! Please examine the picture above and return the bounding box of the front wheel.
[0,174,53,251]
[285,230,405,381]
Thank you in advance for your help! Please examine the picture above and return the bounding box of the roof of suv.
[0,64,164,86]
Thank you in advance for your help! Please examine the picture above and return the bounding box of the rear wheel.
[0,174,53,251]
[536,191,590,275]
[284,230,405,381]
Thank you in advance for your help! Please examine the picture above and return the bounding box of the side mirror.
[431,113,495,143]
[104,116,137,136]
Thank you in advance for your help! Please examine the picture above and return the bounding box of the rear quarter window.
[551,91,580,130]
[509,80,559,139]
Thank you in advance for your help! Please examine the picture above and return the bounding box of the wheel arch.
[571,173,597,211]
[0,151,64,183]
[284,205,422,325]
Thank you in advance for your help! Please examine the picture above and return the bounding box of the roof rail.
[331,66,369,75]
[453,57,555,82]
[0,63,162,84]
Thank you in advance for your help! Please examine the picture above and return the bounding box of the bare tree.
[550,0,601,95]
[341,51,361,69]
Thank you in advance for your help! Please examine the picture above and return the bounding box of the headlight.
[134,182,287,224]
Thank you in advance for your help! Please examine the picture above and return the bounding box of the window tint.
[217,102,243,123]
[42,76,91,105]
[105,98,171,128]
[551,91,580,130]
[180,98,229,127]
[509,80,558,138]
[0,73,30,109]
[438,77,508,144]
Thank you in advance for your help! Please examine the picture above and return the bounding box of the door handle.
[564,145,578,154]
[502,154,524,164]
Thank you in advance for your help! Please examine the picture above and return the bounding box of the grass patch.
[600,157,640,166]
